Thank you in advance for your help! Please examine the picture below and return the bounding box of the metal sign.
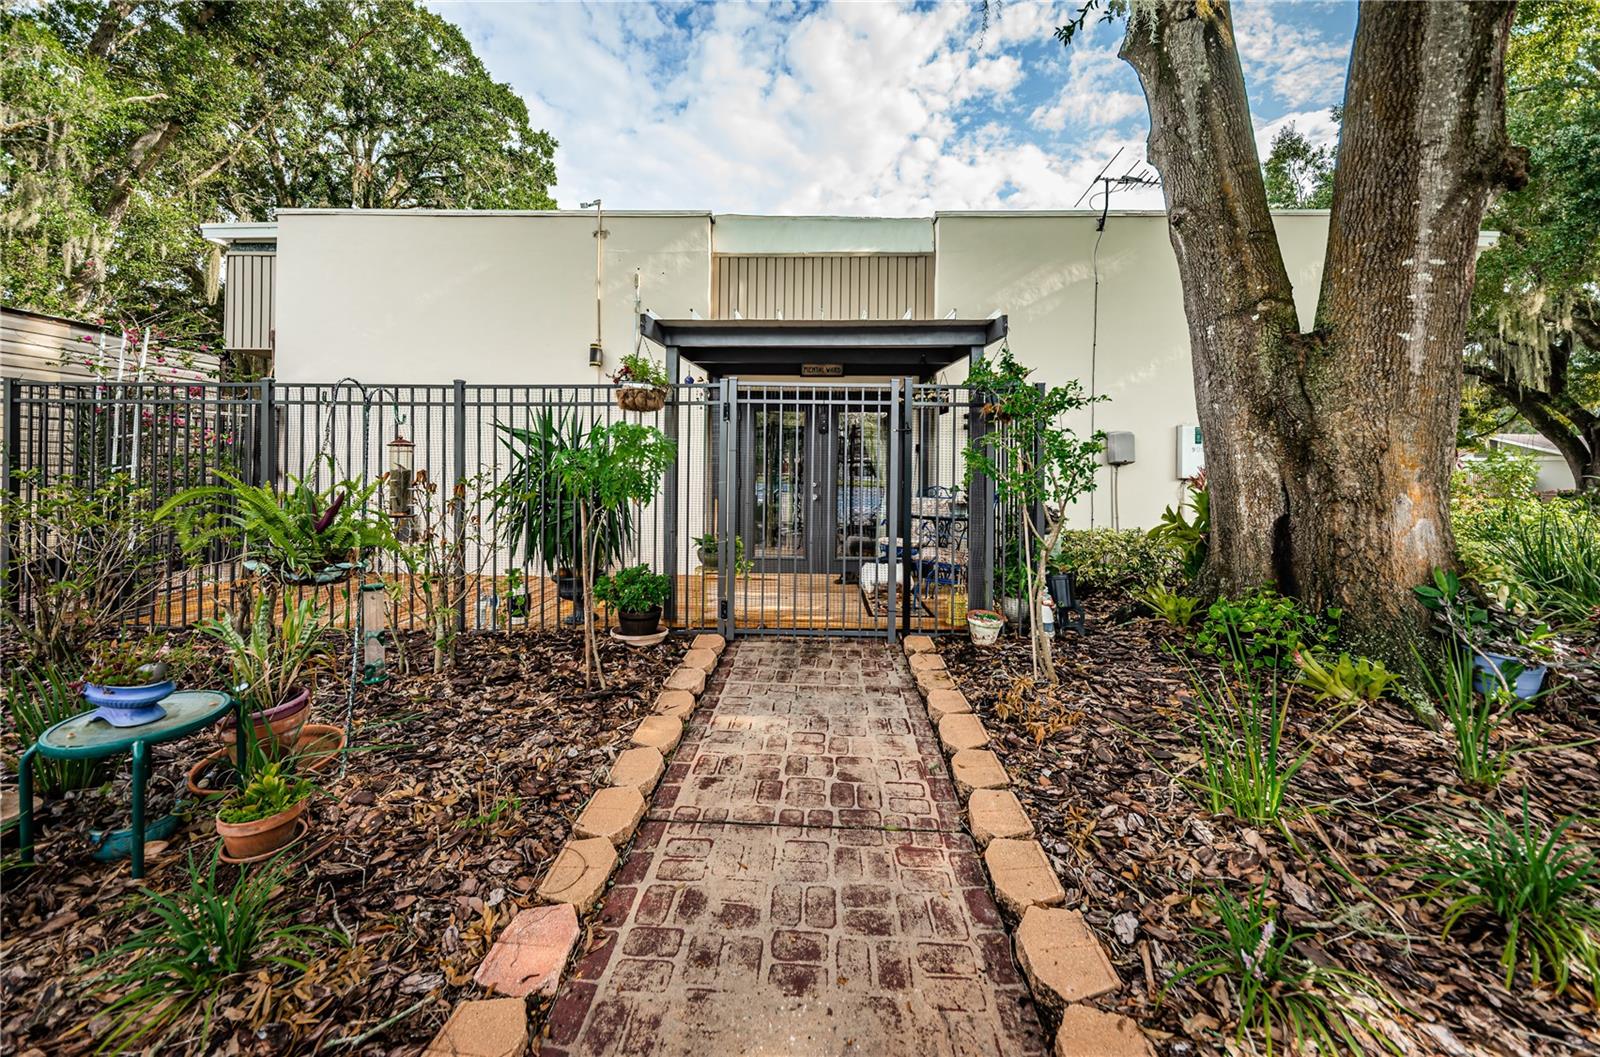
[800,363,843,377]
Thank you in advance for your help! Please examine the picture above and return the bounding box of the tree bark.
[1122,1,1525,661]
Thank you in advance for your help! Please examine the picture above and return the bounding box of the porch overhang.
[639,314,1006,380]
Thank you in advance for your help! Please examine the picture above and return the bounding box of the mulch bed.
[941,599,1600,1056]
[1,629,684,1056]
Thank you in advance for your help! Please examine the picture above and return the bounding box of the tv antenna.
[1074,150,1162,229]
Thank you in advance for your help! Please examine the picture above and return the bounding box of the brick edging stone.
[900,634,1153,1057]
[424,633,729,1057]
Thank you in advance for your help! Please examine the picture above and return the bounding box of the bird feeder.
[360,582,388,684]
[386,432,415,540]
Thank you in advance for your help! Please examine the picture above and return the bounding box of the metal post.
[719,377,738,639]
[966,346,993,611]
[255,378,275,487]
[899,376,916,638]
[663,345,680,622]
[886,379,900,642]
[452,379,467,633]
[1,377,19,610]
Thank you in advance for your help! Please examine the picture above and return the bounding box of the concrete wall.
[932,211,1330,530]
[273,210,712,385]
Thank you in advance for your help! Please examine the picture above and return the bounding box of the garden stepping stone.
[950,748,1010,797]
[1015,907,1121,1009]
[573,787,647,846]
[984,838,1066,917]
[908,651,946,672]
[968,788,1033,847]
[689,632,726,655]
[903,634,936,654]
[680,648,718,673]
[630,715,684,754]
[606,746,665,797]
[653,690,696,719]
[1053,1005,1153,1057]
[536,837,617,910]
[423,996,529,1057]
[915,667,956,693]
[664,666,707,696]
[925,688,972,720]
[938,713,990,753]
[473,904,581,998]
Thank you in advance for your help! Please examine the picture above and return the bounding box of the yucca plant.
[155,459,394,580]
[1170,884,1399,1056]
[198,594,330,715]
[89,850,342,1052]
[4,664,110,794]
[1414,642,1529,789]
[1411,794,1600,1000]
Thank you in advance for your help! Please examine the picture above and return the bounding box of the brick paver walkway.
[541,640,1049,1057]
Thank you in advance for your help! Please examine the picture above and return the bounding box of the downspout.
[582,199,606,370]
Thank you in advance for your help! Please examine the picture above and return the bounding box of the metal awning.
[639,315,1007,379]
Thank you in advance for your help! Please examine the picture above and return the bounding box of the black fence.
[2,377,1014,639]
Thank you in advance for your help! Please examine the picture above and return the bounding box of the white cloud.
[1231,2,1350,109]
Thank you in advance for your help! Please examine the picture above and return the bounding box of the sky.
[430,0,1358,214]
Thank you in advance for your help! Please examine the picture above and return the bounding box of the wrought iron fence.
[2,377,1012,639]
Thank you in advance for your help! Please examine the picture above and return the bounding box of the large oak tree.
[1111,1,1527,658]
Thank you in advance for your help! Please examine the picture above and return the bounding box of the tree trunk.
[1122,1,1525,662]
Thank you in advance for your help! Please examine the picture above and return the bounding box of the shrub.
[1475,499,1600,630]
[1170,883,1398,1056]
[91,850,343,1051]
[1138,584,1199,627]
[1453,445,1540,508]
[1050,528,1181,595]
[1196,589,1338,671]
[4,665,110,794]
[1415,642,1529,789]
[1293,650,1400,705]
[595,564,671,613]
[1412,795,1600,1000]
[198,594,330,714]
[1150,475,1209,578]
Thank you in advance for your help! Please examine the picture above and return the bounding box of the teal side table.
[17,690,236,879]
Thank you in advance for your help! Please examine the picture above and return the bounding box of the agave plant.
[155,457,394,579]
[490,409,633,578]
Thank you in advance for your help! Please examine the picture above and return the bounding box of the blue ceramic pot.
[83,680,176,727]
[1471,652,1547,700]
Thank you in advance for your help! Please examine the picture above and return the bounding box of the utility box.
[1104,431,1136,466]
[1176,424,1205,478]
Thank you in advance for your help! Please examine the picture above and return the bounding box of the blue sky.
[430,1,1358,213]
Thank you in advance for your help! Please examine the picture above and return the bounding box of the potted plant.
[199,594,329,756]
[997,560,1031,628]
[81,637,183,727]
[695,532,750,575]
[967,609,1004,646]
[612,352,669,413]
[491,410,634,625]
[1414,569,1550,700]
[214,760,312,860]
[155,458,396,584]
[503,567,531,620]
[595,564,671,636]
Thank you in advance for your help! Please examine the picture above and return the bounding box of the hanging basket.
[616,385,667,413]
[243,558,361,585]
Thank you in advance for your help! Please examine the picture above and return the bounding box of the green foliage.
[1262,121,1336,209]
[595,564,671,614]
[4,664,111,794]
[1049,528,1180,595]
[1412,794,1600,1000]
[1139,584,1199,627]
[198,594,329,715]
[613,352,670,388]
[694,533,751,575]
[492,410,633,576]
[1455,446,1542,506]
[0,472,164,663]
[1185,644,1313,826]
[394,473,490,671]
[217,761,311,824]
[1150,478,1210,579]
[2,2,556,338]
[1292,650,1400,705]
[1195,588,1338,672]
[1414,643,1530,789]
[90,850,342,1052]
[83,635,195,687]
[1472,499,1600,629]
[1171,883,1398,1056]
[155,464,394,580]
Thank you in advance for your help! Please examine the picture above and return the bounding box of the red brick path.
[541,640,1049,1056]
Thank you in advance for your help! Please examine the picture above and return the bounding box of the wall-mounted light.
[589,342,603,368]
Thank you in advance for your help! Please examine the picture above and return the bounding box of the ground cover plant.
[941,594,1600,1056]
[1,627,686,1055]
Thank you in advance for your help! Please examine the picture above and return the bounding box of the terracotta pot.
[215,797,308,860]
[295,723,347,776]
[187,749,234,799]
[222,688,311,755]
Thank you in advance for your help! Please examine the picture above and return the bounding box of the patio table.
[16,690,236,879]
